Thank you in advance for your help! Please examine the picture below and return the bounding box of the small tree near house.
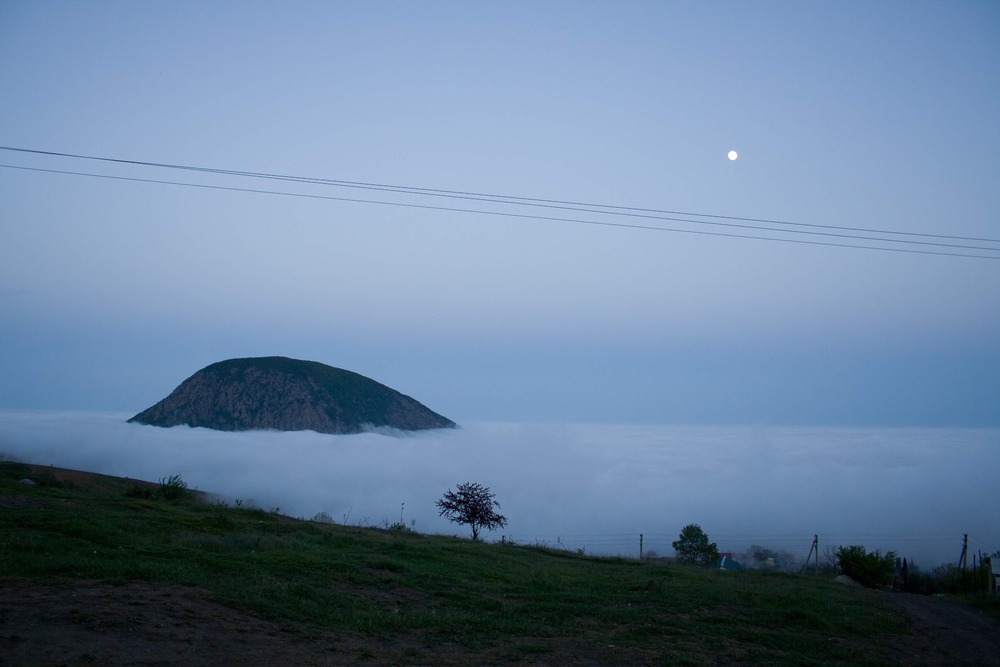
[672,523,720,567]
[436,482,508,541]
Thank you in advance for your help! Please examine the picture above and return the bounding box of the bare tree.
[436,482,508,541]
[822,544,840,571]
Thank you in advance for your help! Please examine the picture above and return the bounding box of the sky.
[1,0,999,426]
[1,413,996,567]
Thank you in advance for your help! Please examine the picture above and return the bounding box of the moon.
[727,150,738,161]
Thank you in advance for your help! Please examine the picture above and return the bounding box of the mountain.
[128,356,456,434]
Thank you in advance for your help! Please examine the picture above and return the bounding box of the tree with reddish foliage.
[436,482,508,541]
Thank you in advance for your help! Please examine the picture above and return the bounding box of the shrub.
[387,521,413,533]
[836,545,896,588]
[158,474,189,500]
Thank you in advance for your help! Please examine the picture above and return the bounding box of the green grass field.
[0,461,924,664]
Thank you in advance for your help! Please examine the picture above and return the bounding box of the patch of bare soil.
[881,593,1000,666]
[0,580,348,666]
[3,583,1000,667]
[0,580,652,666]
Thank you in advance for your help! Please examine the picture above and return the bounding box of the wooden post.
[800,535,818,576]
[959,534,968,594]
[979,550,985,596]
[639,533,644,560]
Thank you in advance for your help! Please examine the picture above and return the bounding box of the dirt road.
[882,593,1000,666]
[2,581,999,665]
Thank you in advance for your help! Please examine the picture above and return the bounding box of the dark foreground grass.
[1,462,914,664]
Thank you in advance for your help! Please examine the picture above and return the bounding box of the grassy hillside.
[1,461,918,665]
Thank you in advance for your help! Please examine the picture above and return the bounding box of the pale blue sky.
[1,0,998,425]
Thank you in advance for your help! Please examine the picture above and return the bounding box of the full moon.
[727,150,738,161]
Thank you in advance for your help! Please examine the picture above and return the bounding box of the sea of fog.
[1,411,996,568]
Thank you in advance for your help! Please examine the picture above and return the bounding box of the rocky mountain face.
[128,357,456,434]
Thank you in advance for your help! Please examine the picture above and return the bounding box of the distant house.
[990,557,999,594]
[719,553,744,571]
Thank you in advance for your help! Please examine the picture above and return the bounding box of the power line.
[4,145,998,244]
[8,163,1000,260]
[3,148,999,260]
[6,163,1000,261]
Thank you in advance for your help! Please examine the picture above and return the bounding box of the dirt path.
[882,593,1000,666]
[3,580,999,666]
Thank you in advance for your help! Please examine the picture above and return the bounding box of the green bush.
[836,545,896,588]
[387,521,413,533]
[158,474,189,500]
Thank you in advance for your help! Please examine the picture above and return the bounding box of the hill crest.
[128,356,455,434]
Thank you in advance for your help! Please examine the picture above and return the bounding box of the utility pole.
[800,535,819,576]
[979,550,986,596]
[814,534,819,575]
[639,534,644,560]
[959,533,969,595]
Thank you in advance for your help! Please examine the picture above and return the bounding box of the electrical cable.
[4,145,998,243]
[3,147,999,260]
[7,163,1000,260]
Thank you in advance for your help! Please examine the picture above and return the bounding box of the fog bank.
[1,411,996,567]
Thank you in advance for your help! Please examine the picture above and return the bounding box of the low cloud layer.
[1,411,996,567]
